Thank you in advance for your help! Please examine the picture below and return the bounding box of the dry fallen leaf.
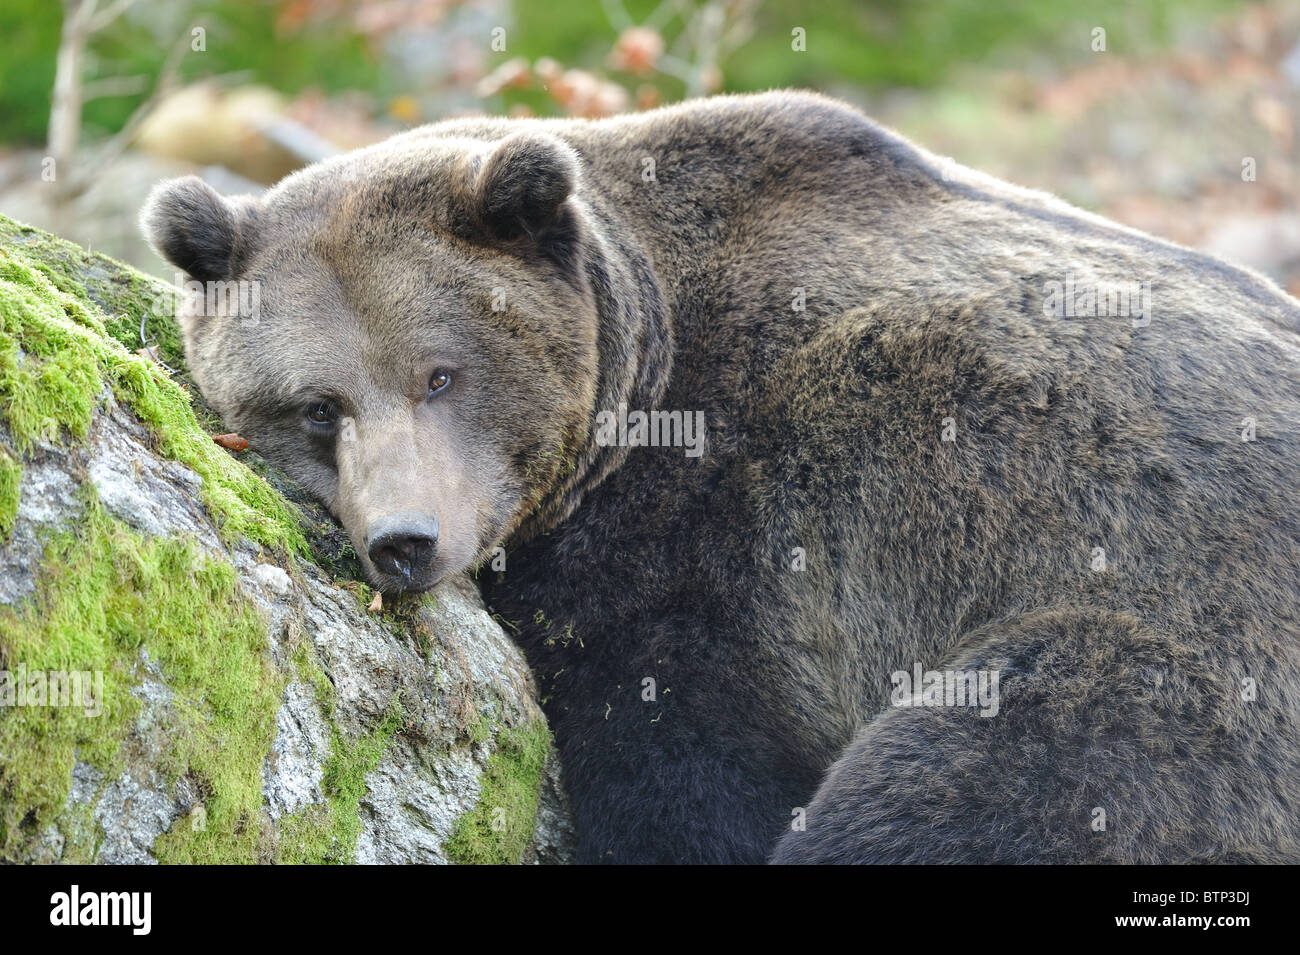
[212,432,248,452]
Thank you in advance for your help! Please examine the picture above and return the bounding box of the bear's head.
[142,130,631,593]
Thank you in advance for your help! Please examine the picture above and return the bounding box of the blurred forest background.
[1,0,1297,294]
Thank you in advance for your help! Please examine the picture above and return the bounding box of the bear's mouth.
[368,563,444,596]
[377,578,441,598]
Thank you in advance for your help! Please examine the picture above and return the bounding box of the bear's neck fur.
[505,191,674,547]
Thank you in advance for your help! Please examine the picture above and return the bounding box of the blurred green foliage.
[512,0,1243,98]
[0,0,1251,146]
[0,1,62,143]
[0,0,383,144]
[720,0,1236,90]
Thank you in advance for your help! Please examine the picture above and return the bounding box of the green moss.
[0,496,282,862]
[0,445,19,538]
[273,649,407,864]
[444,722,551,865]
[467,710,494,746]
[276,704,403,865]
[293,641,335,721]
[0,221,306,556]
[0,218,322,862]
[0,217,185,369]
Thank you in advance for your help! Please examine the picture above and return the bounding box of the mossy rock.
[0,214,572,864]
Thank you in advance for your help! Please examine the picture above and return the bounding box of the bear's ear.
[140,175,255,282]
[471,132,581,265]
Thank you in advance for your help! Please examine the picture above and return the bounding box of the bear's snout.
[365,511,440,590]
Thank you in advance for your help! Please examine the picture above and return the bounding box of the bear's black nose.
[366,512,440,584]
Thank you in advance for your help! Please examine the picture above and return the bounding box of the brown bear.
[142,91,1300,864]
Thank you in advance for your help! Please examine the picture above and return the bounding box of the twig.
[138,308,177,375]
[87,0,139,33]
[80,73,150,101]
[47,0,99,176]
[79,26,192,187]
[599,0,634,32]
[644,0,685,32]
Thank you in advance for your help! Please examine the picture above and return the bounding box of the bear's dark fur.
[143,92,1300,863]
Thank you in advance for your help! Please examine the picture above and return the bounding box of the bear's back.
[562,92,1300,652]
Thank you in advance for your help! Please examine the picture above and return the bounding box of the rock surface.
[0,214,573,864]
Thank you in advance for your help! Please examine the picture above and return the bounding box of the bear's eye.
[428,370,452,398]
[306,399,338,426]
